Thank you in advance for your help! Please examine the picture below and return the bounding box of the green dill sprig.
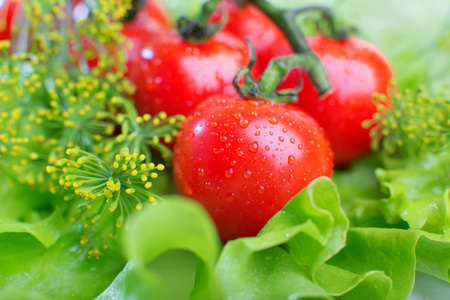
[47,148,165,257]
[36,74,120,161]
[96,96,186,164]
[364,85,449,157]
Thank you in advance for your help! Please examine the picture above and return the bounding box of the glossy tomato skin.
[125,26,249,117]
[221,1,293,76]
[173,95,334,242]
[296,37,393,166]
[0,0,20,41]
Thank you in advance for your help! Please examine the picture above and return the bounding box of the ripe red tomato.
[173,95,334,242]
[220,0,293,77]
[124,24,249,117]
[296,36,393,166]
[0,0,20,41]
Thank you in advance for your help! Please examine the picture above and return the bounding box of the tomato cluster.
[121,0,392,242]
[1,0,392,242]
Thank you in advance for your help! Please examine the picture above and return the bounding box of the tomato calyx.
[233,42,331,104]
[293,5,354,41]
[177,0,227,43]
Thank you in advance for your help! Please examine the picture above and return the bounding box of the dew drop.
[244,170,253,179]
[230,160,237,166]
[239,119,250,128]
[185,183,193,196]
[220,136,227,142]
[234,113,242,120]
[268,117,278,125]
[213,148,224,154]
[278,136,284,142]
[282,128,288,133]
[267,172,273,179]
[261,156,267,163]
[298,144,303,150]
[237,138,243,143]
[258,186,265,194]
[225,168,234,178]
[290,138,295,144]
[236,149,244,157]
[265,145,270,151]
[289,173,294,182]
[254,131,260,136]
[225,192,235,202]
[249,142,258,153]
[288,155,295,165]
[197,168,205,176]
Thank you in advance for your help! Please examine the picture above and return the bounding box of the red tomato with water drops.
[296,36,393,166]
[124,25,249,117]
[0,0,20,41]
[173,95,334,242]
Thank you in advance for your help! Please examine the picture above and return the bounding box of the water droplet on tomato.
[254,131,260,136]
[185,183,193,196]
[213,148,224,154]
[282,128,288,133]
[268,117,278,125]
[197,168,205,176]
[261,156,267,163]
[220,136,227,142]
[298,144,303,150]
[249,142,258,153]
[265,145,270,151]
[288,155,295,165]
[225,193,235,202]
[234,113,242,120]
[243,170,253,179]
[258,186,265,194]
[278,136,284,142]
[230,160,236,166]
[290,138,295,144]
[239,119,250,128]
[236,149,244,157]
[237,138,243,143]
[289,173,294,182]
[225,168,234,178]
[267,172,273,179]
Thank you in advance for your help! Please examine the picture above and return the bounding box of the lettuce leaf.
[377,150,450,235]
[119,196,223,300]
[216,178,424,299]
[0,232,125,300]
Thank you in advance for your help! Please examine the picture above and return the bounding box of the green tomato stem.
[177,0,227,43]
[250,0,332,97]
[292,5,353,41]
[233,42,331,103]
